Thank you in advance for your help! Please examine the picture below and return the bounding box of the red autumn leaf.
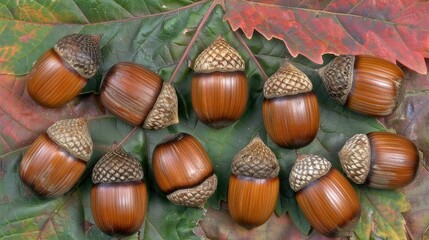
[223,0,429,74]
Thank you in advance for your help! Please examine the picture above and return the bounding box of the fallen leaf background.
[1,0,429,239]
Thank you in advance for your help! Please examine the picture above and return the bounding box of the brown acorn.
[263,62,320,149]
[27,34,101,107]
[91,145,147,237]
[19,118,93,197]
[339,132,419,189]
[319,55,404,117]
[191,37,248,128]
[289,154,361,237]
[152,133,217,208]
[100,62,178,129]
[228,136,279,228]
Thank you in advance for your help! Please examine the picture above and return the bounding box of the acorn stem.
[295,153,310,163]
[118,127,139,146]
[91,34,103,44]
[168,0,219,84]
[233,31,268,82]
[75,117,87,126]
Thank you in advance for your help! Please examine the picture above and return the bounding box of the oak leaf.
[224,0,429,74]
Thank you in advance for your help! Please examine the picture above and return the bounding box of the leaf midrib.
[0,0,211,26]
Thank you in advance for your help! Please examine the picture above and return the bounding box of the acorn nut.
[152,133,217,208]
[319,55,404,116]
[192,37,248,128]
[228,136,279,228]
[100,62,179,129]
[19,118,93,197]
[289,154,361,237]
[91,145,148,237]
[263,62,320,149]
[339,132,419,189]
[27,34,101,107]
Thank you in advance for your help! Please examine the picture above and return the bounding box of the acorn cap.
[47,118,93,161]
[289,154,332,192]
[143,82,179,130]
[92,145,144,184]
[167,174,217,208]
[193,37,245,73]
[54,33,102,79]
[263,62,313,99]
[320,55,355,105]
[339,134,371,184]
[231,136,279,179]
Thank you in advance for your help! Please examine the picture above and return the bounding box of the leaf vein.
[111,0,135,17]
[70,0,90,24]
[3,0,211,26]
[245,2,429,31]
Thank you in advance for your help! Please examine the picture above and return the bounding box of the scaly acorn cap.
[193,36,245,73]
[338,134,371,184]
[289,154,332,192]
[143,82,179,130]
[46,118,93,161]
[167,174,218,208]
[92,145,144,184]
[263,62,313,99]
[231,136,279,179]
[54,33,102,79]
[319,55,354,105]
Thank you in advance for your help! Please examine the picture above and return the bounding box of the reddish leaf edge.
[223,1,429,75]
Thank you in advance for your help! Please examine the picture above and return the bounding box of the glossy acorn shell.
[263,92,319,149]
[100,62,163,126]
[27,49,87,108]
[296,168,361,237]
[191,71,248,128]
[19,133,86,197]
[347,56,404,116]
[153,133,214,193]
[152,133,217,207]
[91,181,147,237]
[322,55,404,117]
[228,175,279,228]
[366,132,419,189]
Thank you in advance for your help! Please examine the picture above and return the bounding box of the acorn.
[152,133,217,208]
[228,136,279,228]
[289,154,361,237]
[263,62,320,149]
[100,62,178,129]
[339,132,419,189]
[19,118,93,197]
[319,55,404,117]
[27,34,101,108]
[91,145,147,237]
[191,37,248,128]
